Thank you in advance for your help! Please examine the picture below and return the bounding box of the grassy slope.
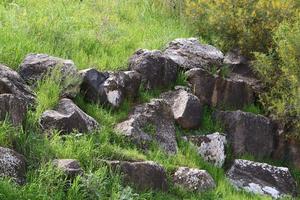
[0,0,298,199]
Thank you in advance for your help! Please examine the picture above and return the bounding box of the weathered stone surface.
[186,68,255,109]
[227,159,297,198]
[164,38,224,70]
[129,49,178,90]
[80,69,141,107]
[173,167,215,192]
[0,64,35,105]
[214,110,275,157]
[160,89,203,129]
[0,147,26,185]
[0,94,27,125]
[53,159,83,178]
[40,98,99,134]
[183,133,226,167]
[105,160,168,191]
[116,99,177,154]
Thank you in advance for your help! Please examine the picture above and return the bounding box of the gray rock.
[173,167,215,192]
[214,110,275,158]
[0,64,35,105]
[40,98,99,134]
[227,159,297,198]
[183,133,227,167]
[164,38,224,70]
[0,147,26,185]
[105,160,168,191]
[160,89,203,129]
[116,99,177,154]
[53,159,83,178]
[129,49,178,90]
[186,68,255,109]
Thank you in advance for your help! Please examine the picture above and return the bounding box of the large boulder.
[186,68,255,109]
[79,69,141,107]
[116,99,177,154]
[128,49,178,90]
[214,110,275,158]
[164,38,224,70]
[53,159,83,179]
[0,64,35,105]
[160,89,203,129]
[40,98,99,134]
[183,133,227,167]
[105,160,168,191]
[173,167,215,192]
[227,159,297,198]
[0,147,26,185]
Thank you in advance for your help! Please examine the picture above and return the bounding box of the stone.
[0,94,27,125]
[227,159,297,198]
[53,159,83,178]
[173,167,215,192]
[0,64,35,105]
[160,89,203,129]
[105,160,168,191]
[0,147,26,185]
[183,133,226,167]
[40,98,99,134]
[214,110,275,157]
[164,38,224,70]
[116,99,177,154]
[186,68,255,109]
[129,49,178,90]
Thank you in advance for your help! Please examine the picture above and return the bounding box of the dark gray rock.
[40,98,99,134]
[214,110,275,157]
[116,99,177,154]
[129,49,178,90]
[0,147,26,185]
[0,64,35,105]
[227,159,297,198]
[160,89,203,129]
[173,167,215,192]
[105,160,168,191]
[53,159,83,178]
[183,133,227,167]
[186,68,255,109]
[164,38,224,70]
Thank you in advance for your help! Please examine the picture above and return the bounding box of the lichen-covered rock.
[0,147,26,185]
[105,160,168,191]
[53,159,83,178]
[160,89,203,129]
[227,159,297,198]
[116,99,177,154]
[0,64,35,105]
[214,110,275,158]
[129,49,178,90]
[164,38,224,70]
[186,68,255,109]
[183,133,226,167]
[173,167,215,192]
[40,98,99,134]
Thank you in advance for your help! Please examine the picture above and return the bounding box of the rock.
[214,110,275,157]
[186,68,255,109]
[0,147,26,185]
[129,49,178,90]
[105,160,168,191]
[183,133,227,167]
[0,64,35,105]
[173,167,215,192]
[40,98,99,134]
[227,159,297,198]
[160,89,203,129]
[116,99,177,154]
[53,159,83,178]
[164,38,224,70]
[79,69,141,107]
[0,94,27,125]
